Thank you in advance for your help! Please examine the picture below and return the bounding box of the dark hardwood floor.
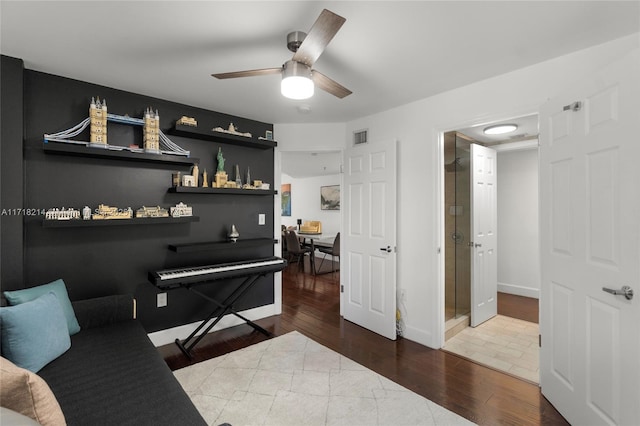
[160,263,567,426]
[498,292,539,324]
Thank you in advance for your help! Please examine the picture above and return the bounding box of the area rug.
[174,331,474,426]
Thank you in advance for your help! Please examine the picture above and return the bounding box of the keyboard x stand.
[175,273,272,358]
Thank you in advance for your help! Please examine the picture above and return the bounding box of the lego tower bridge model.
[44,97,190,157]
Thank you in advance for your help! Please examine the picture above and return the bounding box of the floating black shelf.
[168,186,277,195]
[170,124,277,149]
[168,238,277,253]
[42,216,200,228]
[43,142,199,165]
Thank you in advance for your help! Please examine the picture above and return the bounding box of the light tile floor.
[175,331,475,426]
[443,315,539,384]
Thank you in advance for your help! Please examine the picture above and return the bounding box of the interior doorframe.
[274,148,345,315]
[435,108,539,348]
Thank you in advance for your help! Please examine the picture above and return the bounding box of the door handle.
[602,285,634,300]
[380,246,392,253]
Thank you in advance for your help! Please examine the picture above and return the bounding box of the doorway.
[280,150,342,276]
[441,114,541,383]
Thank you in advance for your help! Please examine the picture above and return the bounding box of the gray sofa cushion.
[38,311,206,425]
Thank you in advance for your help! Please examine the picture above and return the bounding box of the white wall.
[275,33,639,349]
[345,34,637,349]
[280,172,341,236]
[497,148,540,299]
[275,122,346,151]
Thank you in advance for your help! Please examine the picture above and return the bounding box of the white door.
[343,139,397,340]
[539,50,640,425]
[470,143,498,327]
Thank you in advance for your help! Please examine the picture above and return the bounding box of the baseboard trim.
[498,282,539,299]
[147,304,277,347]
[403,324,435,349]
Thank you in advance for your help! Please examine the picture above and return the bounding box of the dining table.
[297,232,336,274]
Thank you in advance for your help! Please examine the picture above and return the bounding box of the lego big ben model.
[89,97,108,146]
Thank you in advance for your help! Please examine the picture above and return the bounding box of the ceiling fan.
[212,9,352,100]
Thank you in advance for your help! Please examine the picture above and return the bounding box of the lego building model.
[89,97,108,146]
[192,164,199,187]
[182,175,195,187]
[202,169,209,187]
[143,107,160,154]
[92,204,133,220]
[170,202,193,218]
[176,116,197,127]
[135,206,169,218]
[43,98,190,157]
[45,208,81,220]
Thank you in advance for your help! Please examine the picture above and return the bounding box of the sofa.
[1,290,206,426]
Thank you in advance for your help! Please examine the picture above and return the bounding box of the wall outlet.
[157,292,167,308]
[258,213,265,225]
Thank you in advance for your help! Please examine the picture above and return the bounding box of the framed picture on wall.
[320,185,340,210]
[281,183,291,216]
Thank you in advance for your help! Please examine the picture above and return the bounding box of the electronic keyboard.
[149,256,286,289]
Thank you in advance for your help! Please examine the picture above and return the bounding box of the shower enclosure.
[444,132,471,325]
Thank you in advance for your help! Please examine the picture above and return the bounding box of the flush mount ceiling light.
[483,124,518,135]
[281,61,314,100]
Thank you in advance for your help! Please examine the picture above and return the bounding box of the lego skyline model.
[135,206,169,218]
[212,123,252,138]
[92,204,133,220]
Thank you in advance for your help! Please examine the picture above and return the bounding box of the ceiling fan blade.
[292,9,346,67]
[312,70,352,99]
[212,67,282,79]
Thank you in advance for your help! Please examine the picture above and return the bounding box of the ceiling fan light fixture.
[483,124,518,135]
[281,60,314,100]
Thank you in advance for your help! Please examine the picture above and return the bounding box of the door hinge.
[539,334,542,348]
[340,285,344,293]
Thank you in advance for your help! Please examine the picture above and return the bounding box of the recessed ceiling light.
[483,124,518,135]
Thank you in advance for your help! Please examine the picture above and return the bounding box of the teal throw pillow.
[4,279,80,335]
[0,292,71,372]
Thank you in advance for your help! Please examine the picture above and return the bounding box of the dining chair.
[317,232,340,274]
[284,230,312,272]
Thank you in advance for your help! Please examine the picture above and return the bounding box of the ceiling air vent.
[353,129,368,145]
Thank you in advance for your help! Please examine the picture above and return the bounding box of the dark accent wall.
[1,56,25,289]
[3,65,276,333]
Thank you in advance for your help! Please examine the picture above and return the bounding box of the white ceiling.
[457,113,539,144]
[1,1,638,125]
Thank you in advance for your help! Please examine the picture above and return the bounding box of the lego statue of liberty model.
[215,147,228,188]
